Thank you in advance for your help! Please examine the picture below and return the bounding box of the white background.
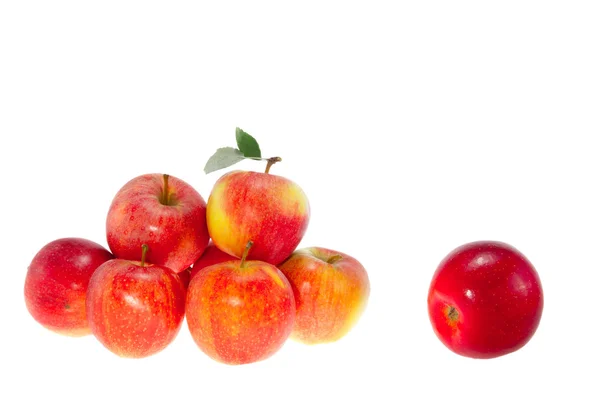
[1,1,599,399]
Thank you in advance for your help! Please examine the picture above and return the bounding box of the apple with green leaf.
[204,128,310,265]
[106,173,209,273]
[186,241,295,365]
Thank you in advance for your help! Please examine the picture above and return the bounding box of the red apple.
[206,170,309,265]
[427,241,544,359]
[279,247,370,344]
[189,241,238,280]
[86,245,186,358]
[186,242,295,365]
[106,173,209,273]
[178,266,192,290]
[24,238,114,336]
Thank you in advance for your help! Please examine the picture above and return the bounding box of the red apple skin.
[278,247,370,344]
[207,170,310,265]
[186,259,295,365]
[190,242,238,281]
[24,238,114,336]
[106,173,209,273]
[178,266,192,290]
[86,258,186,358]
[427,241,544,359]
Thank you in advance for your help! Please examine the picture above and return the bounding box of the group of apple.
[24,163,371,364]
[24,130,544,363]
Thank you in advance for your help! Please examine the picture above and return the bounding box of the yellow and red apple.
[186,242,295,365]
[279,247,370,344]
[206,170,309,265]
[106,173,209,273]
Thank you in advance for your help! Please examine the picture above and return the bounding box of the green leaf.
[235,127,261,158]
[204,147,246,174]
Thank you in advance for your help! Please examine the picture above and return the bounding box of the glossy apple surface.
[106,173,209,273]
[178,266,192,289]
[427,241,544,359]
[186,247,295,365]
[190,242,238,280]
[206,170,309,265]
[86,255,186,358]
[24,238,114,336]
[279,247,370,344]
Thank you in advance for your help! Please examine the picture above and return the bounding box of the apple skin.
[106,173,209,273]
[24,238,114,336]
[190,242,238,281]
[427,241,544,359]
[86,258,186,358]
[278,247,370,344]
[186,259,295,365]
[178,266,192,289]
[206,170,309,265]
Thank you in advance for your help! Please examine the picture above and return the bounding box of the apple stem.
[141,244,149,267]
[240,241,254,269]
[161,174,170,205]
[264,157,282,174]
[327,255,343,264]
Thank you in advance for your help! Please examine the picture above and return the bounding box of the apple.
[206,170,309,265]
[86,245,186,358]
[178,266,192,289]
[106,173,209,273]
[189,241,238,281]
[427,241,544,359]
[186,241,295,365]
[278,247,370,344]
[24,238,114,336]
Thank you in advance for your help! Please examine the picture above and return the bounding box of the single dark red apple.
[427,241,544,359]
[189,242,238,281]
[106,173,209,273]
[24,238,114,336]
[186,242,295,365]
[86,245,186,358]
